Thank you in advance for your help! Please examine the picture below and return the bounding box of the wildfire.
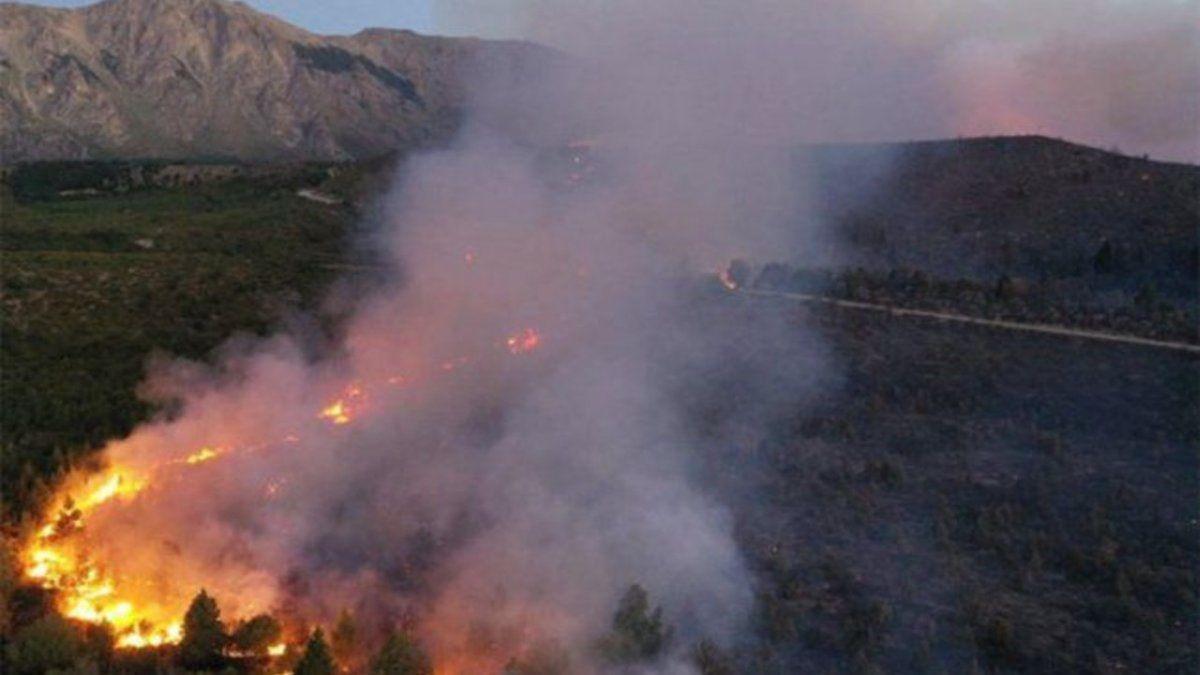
[505,328,542,355]
[717,266,739,291]
[184,446,221,464]
[19,325,546,654]
[318,383,366,425]
[116,623,183,649]
[319,400,352,425]
[80,472,147,510]
[19,463,180,647]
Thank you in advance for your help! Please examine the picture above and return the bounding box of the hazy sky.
[34,0,442,35]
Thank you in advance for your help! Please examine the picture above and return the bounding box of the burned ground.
[685,293,1197,672]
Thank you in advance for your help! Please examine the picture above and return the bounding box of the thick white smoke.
[39,2,836,671]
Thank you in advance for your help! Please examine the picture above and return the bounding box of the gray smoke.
[69,2,835,671]
[436,0,1200,162]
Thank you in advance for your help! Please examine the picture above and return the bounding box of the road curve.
[739,288,1200,355]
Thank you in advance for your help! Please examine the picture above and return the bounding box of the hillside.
[810,136,1199,299]
[0,0,548,161]
[714,136,1200,343]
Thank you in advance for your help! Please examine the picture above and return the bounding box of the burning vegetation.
[18,325,549,662]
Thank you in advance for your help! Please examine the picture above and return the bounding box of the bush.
[230,613,282,657]
[4,613,85,675]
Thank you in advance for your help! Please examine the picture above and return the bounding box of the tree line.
[0,577,734,674]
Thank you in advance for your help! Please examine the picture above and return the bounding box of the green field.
[0,180,357,522]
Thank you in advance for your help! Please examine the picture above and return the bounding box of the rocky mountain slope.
[0,0,546,161]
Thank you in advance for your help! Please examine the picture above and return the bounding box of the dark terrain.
[778,137,1199,344]
[1,136,1197,673]
[812,136,1197,298]
[689,295,1197,672]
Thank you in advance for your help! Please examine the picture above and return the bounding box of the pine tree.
[178,589,227,670]
[294,628,337,675]
[692,638,735,675]
[597,584,673,664]
[369,631,433,675]
[330,609,359,667]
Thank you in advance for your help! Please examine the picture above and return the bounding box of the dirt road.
[740,288,1200,354]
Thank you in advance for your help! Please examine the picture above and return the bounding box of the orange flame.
[19,326,548,652]
[505,328,542,355]
[318,383,366,425]
[184,446,221,465]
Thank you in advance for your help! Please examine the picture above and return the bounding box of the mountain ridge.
[0,0,549,161]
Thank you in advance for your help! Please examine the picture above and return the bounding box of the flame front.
[20,467,183,647]
[19,326,546,654]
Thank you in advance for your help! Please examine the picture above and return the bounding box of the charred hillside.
[811,136,1199,299]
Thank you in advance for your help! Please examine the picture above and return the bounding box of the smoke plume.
[28,3,835,671]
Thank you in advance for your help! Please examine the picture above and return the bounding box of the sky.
[35,0,442,35]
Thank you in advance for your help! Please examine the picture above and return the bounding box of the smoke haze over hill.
[438,0,1200,162]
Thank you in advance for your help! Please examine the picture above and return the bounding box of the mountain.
[0,0,548,161]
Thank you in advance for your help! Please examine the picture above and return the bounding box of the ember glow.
[717,267,739,291]
[184,446,222,464]
[318,383,367,425]
[505,327,542,355]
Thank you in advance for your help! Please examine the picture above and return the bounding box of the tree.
[330,609,359,667]
[692,639,735,675]
[231,614,282,657]
[597,584,673,664]
[369,631,432,675]
[4,613,84,675]
[178,589,227,670]
[1093,240,1118,274]
[294,628,337,675]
